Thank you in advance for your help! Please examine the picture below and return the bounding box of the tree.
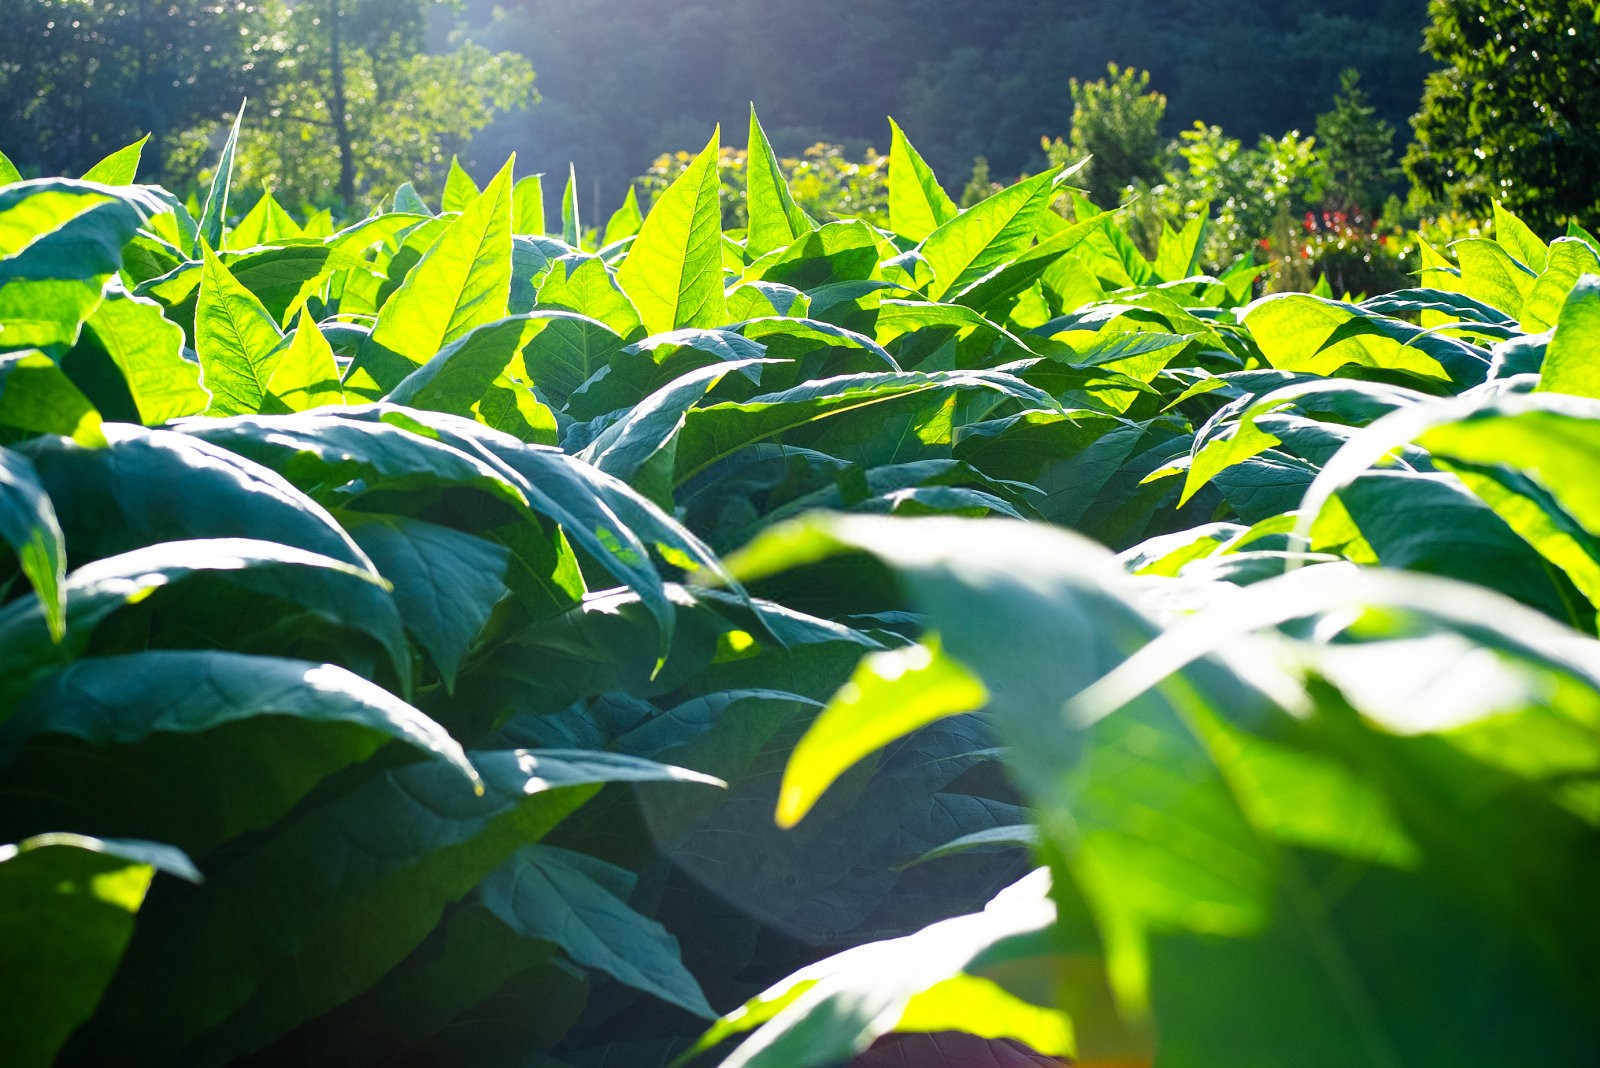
[1131,123,1327,271]
[1316,68,1398,218]
[0,0,266,179]
[1405,0,1600,230]
[961,156,996,208]
[223,0,535,208]
[1058,64,1167,208]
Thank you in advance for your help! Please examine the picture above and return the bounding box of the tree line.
[1,0,1594,231]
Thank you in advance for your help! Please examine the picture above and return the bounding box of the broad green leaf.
[351,158,515,395]
[177,409,530,515]
[776,635,988,828]
[1437,460,1600,611]
[602,184,643,246]
[393,181,430,216]
[887,117,957,242]
[727,515,1600,1063]
[563,325,766,419]
[1361,288,1518,327]
[2,650,478,789]
[1331,470,1581,624]
[1414,395,1600,605]
[384,313,551,414]
[1243,293,1464,383]
[727,280,809,320]
[561,162,581,247]
[0,446,65,640]
[919,168,1059,301]
[442,155,479,213]
[264,310,344,411]
[1522,240,1600,332]
[872,298,1027,362]
[533,253,644,338]
[448,417,732,654]
[0,146,20,185]
[743,219,889,289]
[745,106,814,258]
[87,749,721,1063]
[0,537,387,686]
[617,129,727,335]
[479,844,715,1017]
[22,421,377,571]
[0,180,174,349]
[471,369,558,445]
[683,870,1066,1068]
[1158,413,1284,507]
[0,349,104,444]
[138,243,349,333]
[580,357,779,498]
[514,173,545,235]
[519,309,629,407]
[0,184,118,258]
[672,368,1057,488]
[195,244,285,415]
[1153,211,1207,282]
[745,457,1035,534]
[342,513,509,688]
[953,210,1115,312]
[0,834,198,1068]
[1570,220,1600,256]
[224,190,302,250]
[197,102,245,254]
[301,208,334,238]
[76,283,210,423]
[186,407,733,661]
[1451,237,1536,316]
[81,135,148,185]
[1493,200,1547,273]
[1537,274,1600,399]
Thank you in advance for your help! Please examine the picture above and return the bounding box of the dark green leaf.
[479,844,715,1017]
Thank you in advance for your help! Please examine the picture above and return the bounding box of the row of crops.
[3,109,1599,1066]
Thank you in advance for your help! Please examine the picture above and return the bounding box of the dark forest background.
[452,0,1432,208]
[0,0,1433,209]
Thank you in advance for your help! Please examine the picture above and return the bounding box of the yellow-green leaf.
[1537,275,1600,400]
[195,243,286,415]
[888,117,958,242]
[616,129,727,335]
[442,155,479,213]
[602,184,643,245]
[348,157,515,396]
[514,173,545,235]
[81,135,148,185]
[265,310,344,411]
[745,106,814,258]
[776,635,987,828]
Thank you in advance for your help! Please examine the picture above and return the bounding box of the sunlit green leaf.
[196,102,245,254]
[776,635,987,828]
[195,244,285,415]
[745,106,814,258]
[80,135,148,185]
[617,129,727,334]
[887,117,958,243]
